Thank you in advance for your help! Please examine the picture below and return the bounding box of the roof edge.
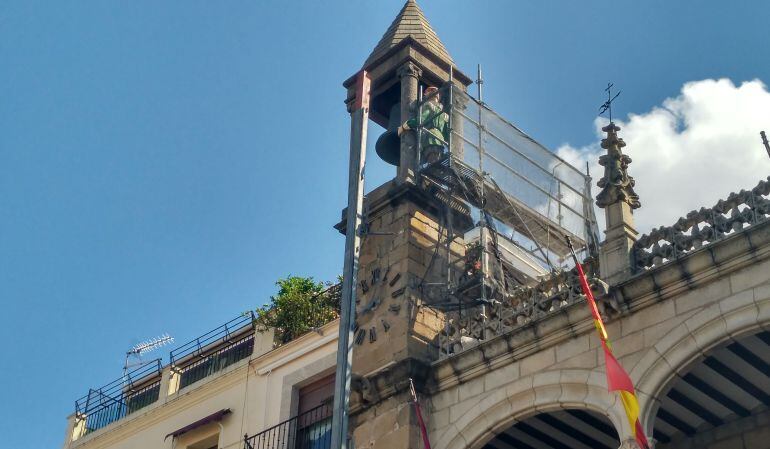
[343,37,472,89]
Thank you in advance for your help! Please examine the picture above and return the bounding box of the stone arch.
[634,288,770,435]
[436,368,628,449]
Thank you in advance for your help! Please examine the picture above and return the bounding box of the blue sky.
[1,1,769,447]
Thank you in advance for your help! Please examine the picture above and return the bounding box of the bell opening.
[370,81,402,166]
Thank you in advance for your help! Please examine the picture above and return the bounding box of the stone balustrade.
[437,258,615,359]
[633,176,770,271]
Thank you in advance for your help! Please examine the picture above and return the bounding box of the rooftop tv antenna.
[123,333,174,379]
[761,131,770,159]
[599,82,621,123]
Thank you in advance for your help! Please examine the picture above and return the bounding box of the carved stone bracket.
[350,359,430,410]
[352,374,380,405]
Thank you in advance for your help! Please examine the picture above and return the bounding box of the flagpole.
[565,236,650,449]
[565,237,608,342]
[409,379,432,449]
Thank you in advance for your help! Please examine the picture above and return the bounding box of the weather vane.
[599,82,621,123]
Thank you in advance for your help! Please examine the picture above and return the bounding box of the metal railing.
[244,403,332,449]
[170,312,255,365]
[71,313,261,435]
[177,332,255,389]
[74,360,163,434]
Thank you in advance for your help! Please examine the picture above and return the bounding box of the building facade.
[64,315,341,449]
[64,2,770,449]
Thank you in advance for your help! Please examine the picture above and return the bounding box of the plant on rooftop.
[254,276,340,344]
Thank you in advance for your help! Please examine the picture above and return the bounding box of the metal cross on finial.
[599,82,621,123]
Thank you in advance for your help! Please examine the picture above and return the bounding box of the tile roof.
[364,0,454,68]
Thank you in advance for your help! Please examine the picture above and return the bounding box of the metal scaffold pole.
[330,71,370,449]
[476,64,489,324]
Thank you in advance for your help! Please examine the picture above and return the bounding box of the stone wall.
[348,182,465,449]
[427,220,770,449]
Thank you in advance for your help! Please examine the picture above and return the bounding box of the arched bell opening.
[370,81,402,167]
[652,330,770,448]
[481,409,620,449]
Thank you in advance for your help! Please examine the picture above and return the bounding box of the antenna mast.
[123,333,174,380]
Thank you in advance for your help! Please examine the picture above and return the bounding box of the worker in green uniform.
[397,86,449,164]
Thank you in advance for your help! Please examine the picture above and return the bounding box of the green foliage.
[254,276,339,344]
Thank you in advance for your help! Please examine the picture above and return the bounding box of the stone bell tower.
[336,1,471,448]
[343,0,472,183]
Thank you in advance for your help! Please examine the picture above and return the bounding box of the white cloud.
[557,78,770,235]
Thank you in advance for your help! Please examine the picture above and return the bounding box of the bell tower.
[343,0,472,183]
[336,1,471,448]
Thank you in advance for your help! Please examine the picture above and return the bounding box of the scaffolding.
[411,81,600,356]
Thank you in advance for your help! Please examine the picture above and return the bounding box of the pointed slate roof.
[364,0,454,69]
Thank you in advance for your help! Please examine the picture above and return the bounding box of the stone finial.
[596,123,641,209]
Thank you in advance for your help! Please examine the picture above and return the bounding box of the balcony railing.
[244,404,332,449]
[177,332,255,389]
[71,314,261,438]
[74,360,163,435]
[170,313,255,364]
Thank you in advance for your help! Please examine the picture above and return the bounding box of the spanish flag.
[603,340,650,449]
[566,238,650,449]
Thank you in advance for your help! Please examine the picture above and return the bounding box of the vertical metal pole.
[330,71,370,449]
[122,353,129,389]
[445,76,454,294]
[761,131,770,159]
[442,74,455,357]
[417,86,424,168]
[476,65,488,324]
[557,180,563,227]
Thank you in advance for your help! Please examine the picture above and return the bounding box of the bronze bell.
[374,103,402,166]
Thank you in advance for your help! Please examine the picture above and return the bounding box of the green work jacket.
[406,101,449,148]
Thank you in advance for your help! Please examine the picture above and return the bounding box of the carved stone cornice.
[596,123,641,209]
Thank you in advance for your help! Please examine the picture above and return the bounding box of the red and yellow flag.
[567,238,650,449]
[603,340,650,449]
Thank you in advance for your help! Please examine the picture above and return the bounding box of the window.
[298,374,335,415]
[296,374,334,449]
